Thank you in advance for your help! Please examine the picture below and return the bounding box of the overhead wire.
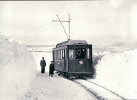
[27,22,52,35]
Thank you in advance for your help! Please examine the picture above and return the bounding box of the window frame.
[69,49,75,60]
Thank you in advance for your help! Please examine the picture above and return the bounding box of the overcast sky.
[0,0,136,46]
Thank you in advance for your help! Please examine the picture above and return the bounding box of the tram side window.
[55,50,64,60]
[55,50,57,60]
[60,49,64,60]
[56,50,60,60]
[62,49,65,59]
[86,48,91,59]
[76,48,86,59]
[65,49,67,59]
[58,50,61,60]
[53,51,55,60]
[69,49,75,60]
[60,50,62,60]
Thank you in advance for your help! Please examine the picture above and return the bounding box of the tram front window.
[76,48,86,59]
[69,49,75,60]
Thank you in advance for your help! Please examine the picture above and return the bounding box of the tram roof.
[56,40,88,47]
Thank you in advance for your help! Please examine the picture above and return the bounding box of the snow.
[21,72,97,100]
[91,45,137,99]
[0,35,36,99]
[75,79,123,100]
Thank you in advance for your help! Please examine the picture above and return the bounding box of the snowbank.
[0,35,36,99]
[92,49,137,99]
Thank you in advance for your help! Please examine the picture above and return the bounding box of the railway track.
[73,79,127,100]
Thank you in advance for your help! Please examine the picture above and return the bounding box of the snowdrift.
[0,35,36,99]
[93,48,137,99]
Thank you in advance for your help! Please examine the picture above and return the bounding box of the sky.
[0,0,135,46]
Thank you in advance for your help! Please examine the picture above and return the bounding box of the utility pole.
[52,14,71,40]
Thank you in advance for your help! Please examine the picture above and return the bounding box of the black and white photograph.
[0,0,136,100]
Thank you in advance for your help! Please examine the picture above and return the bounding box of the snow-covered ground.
[75,79,124,100]
[21,72,97,100]
[0,35,36,99]
[91,43,137,99]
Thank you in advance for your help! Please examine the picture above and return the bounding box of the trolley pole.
[52,14,71,40]
[68,13,71,40]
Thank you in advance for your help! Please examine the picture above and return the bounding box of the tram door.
[75,48,86,72]
[68,49,75,72]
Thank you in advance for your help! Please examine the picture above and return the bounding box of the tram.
[52,39,94,78]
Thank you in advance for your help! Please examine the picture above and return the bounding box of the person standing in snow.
[40,57,46,74]
[49,61,54,77]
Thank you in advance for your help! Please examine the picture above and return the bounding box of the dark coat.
[40,60,46,67]
[40,60,46,73]
[49,64,54,74]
